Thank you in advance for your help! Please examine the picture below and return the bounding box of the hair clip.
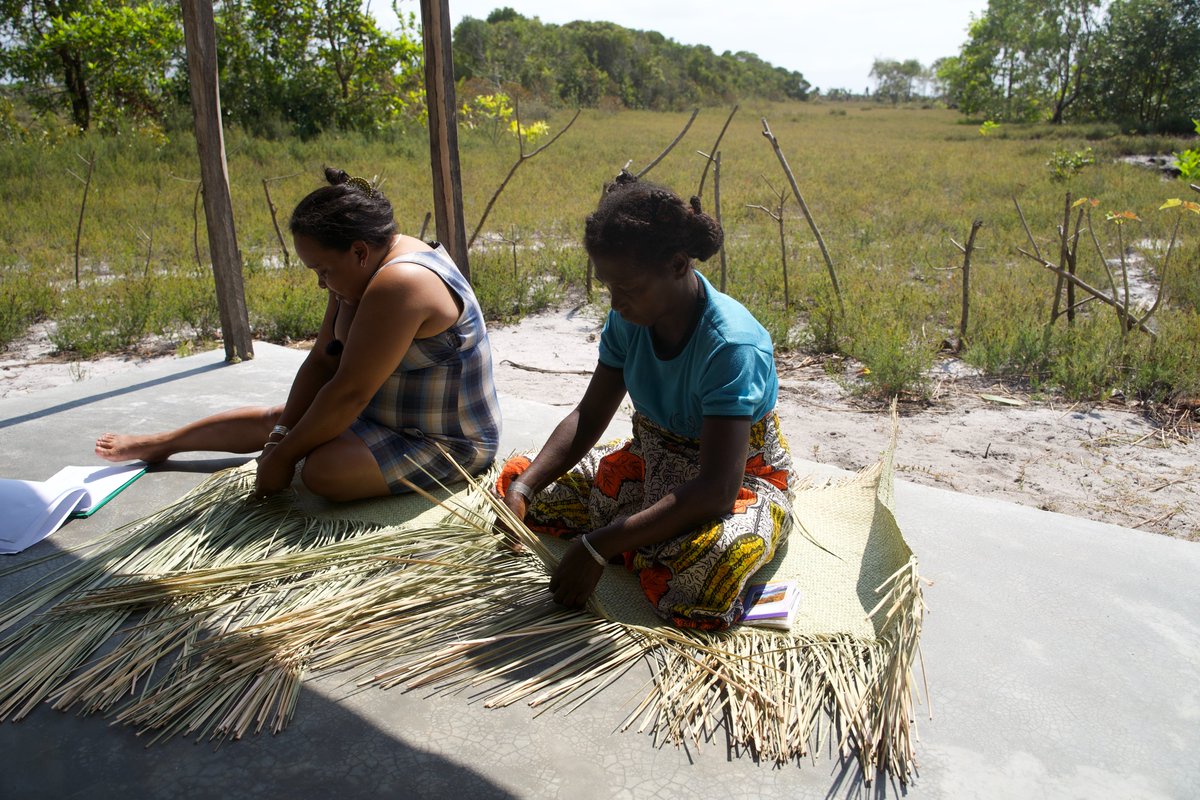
[345,175,376,197]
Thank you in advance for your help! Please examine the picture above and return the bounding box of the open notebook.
[0,464,145,554]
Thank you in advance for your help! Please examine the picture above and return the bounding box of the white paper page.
[0,478,87,554]
[46,464,145,514]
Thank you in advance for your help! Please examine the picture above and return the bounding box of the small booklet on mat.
[0,464,146,554]
[741,579,801,630]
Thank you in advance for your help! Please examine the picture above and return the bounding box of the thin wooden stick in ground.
[418,211,432,241]
[713,150,728,292]
[139,180,164,278]
[635,108,699,179]
[1065,202,1086,322]
[468,104,581,248]
[1084,205,1128,335]
[760,117,844,316]
[697,104,738,200]
[949,219,983,353]
[262,173,302,268]
[68,150,95,288]
[1058,192,1074,324]
[747,179,791,308]
[1017,248,1157,340]
[1131,211,1182,329]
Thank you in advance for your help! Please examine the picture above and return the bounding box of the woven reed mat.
[0,423,924,784]
[291,421,926,782]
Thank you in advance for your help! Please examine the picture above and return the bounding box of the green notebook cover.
[67,466,147,518]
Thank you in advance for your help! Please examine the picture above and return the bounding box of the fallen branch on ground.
[501,360,593,376]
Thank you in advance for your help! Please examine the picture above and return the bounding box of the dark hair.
[583,172,723,270]
[288,166,398,251]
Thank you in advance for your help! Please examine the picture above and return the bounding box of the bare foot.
[95,432,172,464]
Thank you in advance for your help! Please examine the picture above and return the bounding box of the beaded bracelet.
[579,534,607,566]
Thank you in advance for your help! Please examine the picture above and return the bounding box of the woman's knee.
[301,441,389,501]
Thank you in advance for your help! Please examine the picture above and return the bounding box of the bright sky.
[377,0,990,93]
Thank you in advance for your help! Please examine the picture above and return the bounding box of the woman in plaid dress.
[96,167,500,502]
[498,174,794,630]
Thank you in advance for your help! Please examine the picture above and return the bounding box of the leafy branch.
[469,102,581,249]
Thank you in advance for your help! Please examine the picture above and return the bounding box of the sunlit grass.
[1,103,1196,402]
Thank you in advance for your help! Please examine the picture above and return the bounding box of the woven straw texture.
[0,421,923,784]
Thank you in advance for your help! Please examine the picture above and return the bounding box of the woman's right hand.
[500,489,528,521]
[495,488,529,552]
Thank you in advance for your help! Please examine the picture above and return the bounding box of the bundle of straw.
[0,416,925,785]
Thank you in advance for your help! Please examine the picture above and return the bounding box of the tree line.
[937,0,1200,131]
[0,1,809,139]
[452,8,810,110]
[2,1,1196,139]
[0,0,426,137]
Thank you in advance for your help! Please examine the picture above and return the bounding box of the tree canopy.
[0,0,182,131]
[452,11,811,110]
[0,0,423,136]
[938,0,1200,129]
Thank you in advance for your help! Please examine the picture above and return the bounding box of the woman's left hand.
[549,537,607,609]
[254,447,296,499]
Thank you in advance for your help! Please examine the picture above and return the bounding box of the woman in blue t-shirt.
[498,173,795,630]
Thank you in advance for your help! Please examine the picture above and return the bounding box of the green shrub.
[51,274,156,357]
[1174,148,1200,182]
[153,270,220,341]
[1123,313,1200,404]
[0,270,55,350]
[1045,321,1124,401]
[1046,146,1094,181]
[246,268,325,343]
[963,325,1050,381]
[849,324,934,400]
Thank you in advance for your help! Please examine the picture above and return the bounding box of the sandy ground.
[3,307,1197,540]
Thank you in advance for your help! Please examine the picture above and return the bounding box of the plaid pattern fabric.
[498,412,795,629]
[351,245,501,492]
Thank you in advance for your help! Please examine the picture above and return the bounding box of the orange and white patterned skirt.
[497,412,795,630]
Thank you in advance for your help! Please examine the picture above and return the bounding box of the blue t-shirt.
[597,271,777,438]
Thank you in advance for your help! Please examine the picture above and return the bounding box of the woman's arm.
[255,264,445,493]
[501,363,627,518]
[549,415,752,608]
[273,293,341,431]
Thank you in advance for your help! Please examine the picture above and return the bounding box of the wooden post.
[181,0,253,361]
[420,0,470,280]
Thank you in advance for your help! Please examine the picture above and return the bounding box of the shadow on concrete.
[0,361,228,431]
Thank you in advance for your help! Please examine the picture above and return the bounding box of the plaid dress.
[498,412,795,630]
[350,246,501,492]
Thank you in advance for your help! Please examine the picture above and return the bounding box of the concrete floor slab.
[1,343,1196,799]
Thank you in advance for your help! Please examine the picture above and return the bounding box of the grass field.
[1,102,1197,403]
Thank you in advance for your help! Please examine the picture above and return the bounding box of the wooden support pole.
[420,0,470,280]
[181,0,253,361]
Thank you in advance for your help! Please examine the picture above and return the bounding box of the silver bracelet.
[507,478,536,501]
[579,534,607,566]
[270,424,290,439]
